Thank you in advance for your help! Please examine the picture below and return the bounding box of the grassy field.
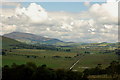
[73,54,118,71]
[0,55,2,67]
[8,49,76,57]
[2,49,78,69]
[1,36,21,49]
[2,49,118,71]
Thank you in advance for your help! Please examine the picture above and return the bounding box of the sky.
[0,2,118,43]
[22,2,89,13]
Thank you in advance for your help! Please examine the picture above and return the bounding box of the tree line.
[2,62,84,80]
[8,44,72,52]
[2,61,120,80]
[83,61,120,80]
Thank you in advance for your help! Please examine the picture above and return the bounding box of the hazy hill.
[3,32,117,47]
[3,32,64,45]
[42,39,64,44]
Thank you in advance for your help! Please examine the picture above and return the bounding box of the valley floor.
[2,49,118,71]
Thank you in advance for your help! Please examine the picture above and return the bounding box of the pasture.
[0,55,2,67]
[2,49,78,69]
[73,54,118,71]
[2,49,118,71]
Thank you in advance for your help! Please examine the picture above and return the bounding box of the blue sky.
[1,2,105,12]
[21,2,88,12]
[21,2,104,13]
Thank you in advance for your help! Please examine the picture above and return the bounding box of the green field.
[2,49,118,71]
[1,36,119,71]
[73,54,118,71]
[2,49,78,69]
[0,55,2,67]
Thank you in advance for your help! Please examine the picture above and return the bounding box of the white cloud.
[89,2,118,24]
[15,3,48,23]
[0,8,15,17]
[84,2,90,7]
[2,2,20,7]
[1,2,118,42]
[1,23,16,35]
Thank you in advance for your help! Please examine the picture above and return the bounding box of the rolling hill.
[3,32,65,45]
[3,32,118,47]
[1,36,21,49]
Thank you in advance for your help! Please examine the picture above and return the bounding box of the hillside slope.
[4,32,64,45]
[1,36,21,49]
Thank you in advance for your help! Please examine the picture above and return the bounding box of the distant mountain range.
[3,32,69,45]
[3,32,117,47]
[1,32,118,50]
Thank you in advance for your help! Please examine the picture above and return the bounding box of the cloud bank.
[1,2,118,43]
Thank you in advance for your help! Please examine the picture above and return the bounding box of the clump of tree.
[9,44,72,52]
[83,64,106,75]
[1,49,8,55]
[2,61,120,80]
[84,51,90,54]
[83,61,120,80]
[106,61,120,79]
[115,49,120,61]
[2,62,83,80]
